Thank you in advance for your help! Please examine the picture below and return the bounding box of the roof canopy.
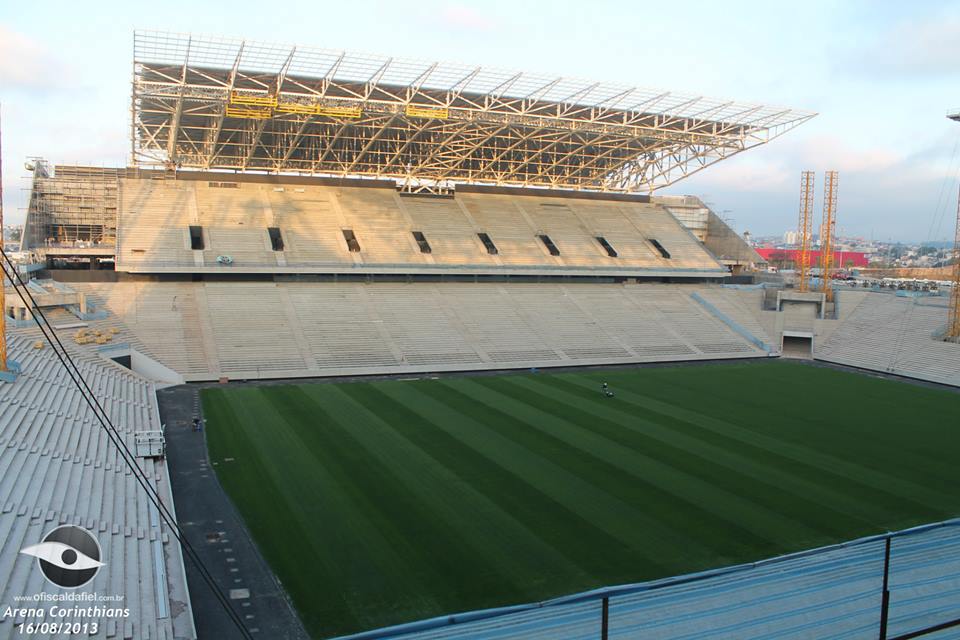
[132,30,815,192]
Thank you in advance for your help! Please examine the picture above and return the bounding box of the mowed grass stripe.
[454,375,819,548]
[306,384,594,599]
[363,381,654,579]
[377,380,690,569]
[205,389,415,633]
[511,374,897,535]
[559,373,955,513]
[619,362,959,482]
[470,374,855,537]
[629,364,959,485]
[202,361,960,639]
[554,372,947,519]
[530,373,938,529]
[418,378,761,562]
[256,385,480,627]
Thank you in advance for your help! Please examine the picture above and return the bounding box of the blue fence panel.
[349,599,602,640]
[909,628,960,640]
[887,523,960,639]
[608,540,884,639]
[911,629,960,640]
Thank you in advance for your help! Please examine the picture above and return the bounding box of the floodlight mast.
[819,171,839,301]
[796,171,815,293]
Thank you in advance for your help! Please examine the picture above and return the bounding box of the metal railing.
[689,291,772,352]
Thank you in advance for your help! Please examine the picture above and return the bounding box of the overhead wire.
[926,130,960,246]
[0,248,255,640]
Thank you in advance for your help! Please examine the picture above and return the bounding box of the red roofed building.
[755,248,870,268]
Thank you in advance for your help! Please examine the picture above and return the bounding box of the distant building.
[783,230,799,245]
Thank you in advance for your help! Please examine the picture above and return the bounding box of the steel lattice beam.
[132,30,815,192]
[796,171,815,293]
[819,171,839,301]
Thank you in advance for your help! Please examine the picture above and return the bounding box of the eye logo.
[20,525,104,588]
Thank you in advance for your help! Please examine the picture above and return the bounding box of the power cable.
[0,248,255,640]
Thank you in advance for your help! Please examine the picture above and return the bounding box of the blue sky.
[2,0,959,242]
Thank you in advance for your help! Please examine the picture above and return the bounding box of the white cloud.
[0,25,68,90]
[675,127,960,241]
[434,5,499,33]
[686,132,926,195]
[851,16,960,78]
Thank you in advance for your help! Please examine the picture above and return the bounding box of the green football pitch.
[201,361,960,639]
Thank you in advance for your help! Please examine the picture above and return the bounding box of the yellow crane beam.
[797,170,815,292]
[820,171,839,301]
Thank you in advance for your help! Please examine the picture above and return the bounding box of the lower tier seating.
[815,292,960,386]
[75,282,770,381]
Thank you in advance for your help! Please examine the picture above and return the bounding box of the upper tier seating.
[118,178,198,269]
[115,179,724,275]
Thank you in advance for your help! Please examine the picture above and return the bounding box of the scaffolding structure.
[131,31,815,194]
[23,163,120,249]
[819,171,838,301]
[796,171,815,292]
